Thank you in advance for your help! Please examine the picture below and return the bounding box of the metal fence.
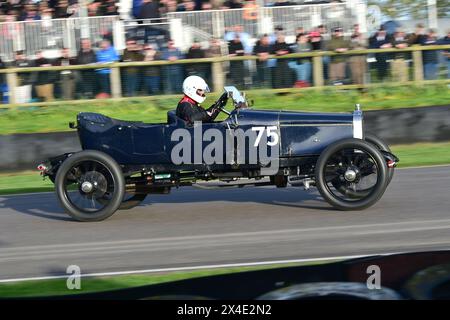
[0,16,120,61]
[0,45,449,106]
[167,2,360,39]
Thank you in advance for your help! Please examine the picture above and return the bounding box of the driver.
[176,75,227,124]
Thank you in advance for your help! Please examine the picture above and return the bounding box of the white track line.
[0,253,395,284]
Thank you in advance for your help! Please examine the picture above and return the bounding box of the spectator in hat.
[253,34,272,88]
[421,29,440,80]
[327,27,350,85]
[270,32,293,88]
[13,50,36,103]
[35,50,58,102]
[57,47,77,100]
[369,27,393,81]
[228,33,245,89]
[121,39,144,97]
[76,38,97,99]
[288,33,312,87]
[348,32,367,86]
[390,29,409,83]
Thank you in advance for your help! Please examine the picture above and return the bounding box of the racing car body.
[39,86,398,221]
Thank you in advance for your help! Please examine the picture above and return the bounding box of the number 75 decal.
[251,126,279,147]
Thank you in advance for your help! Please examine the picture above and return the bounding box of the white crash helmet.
[182,75,210,104]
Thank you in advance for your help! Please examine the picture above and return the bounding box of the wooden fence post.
[413,49,424,82]
[110,66,122,98]
[313,55,324,87]
[212,60,225,92]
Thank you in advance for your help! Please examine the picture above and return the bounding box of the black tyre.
[55,150,125,222]
[331,134,394,198]
[315,138,388,210]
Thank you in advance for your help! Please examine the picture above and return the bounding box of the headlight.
[353,105,363,139]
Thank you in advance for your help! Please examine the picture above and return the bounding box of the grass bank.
[0,84,449,135]
[0,260,329,298]
[0,141,449,196]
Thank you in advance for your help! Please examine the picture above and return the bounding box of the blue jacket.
[95,46,119,74]
[132,0,142,19]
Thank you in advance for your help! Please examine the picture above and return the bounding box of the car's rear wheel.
[55,150,125,222]
[315,138,388,210]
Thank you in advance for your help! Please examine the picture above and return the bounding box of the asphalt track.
[0,166,449,281]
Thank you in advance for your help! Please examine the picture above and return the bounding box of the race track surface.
[0,166,449,280]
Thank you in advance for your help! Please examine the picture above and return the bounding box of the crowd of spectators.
[0,0,339,22]
[0,0,118,22]
[131,0,340,18]
[0,21,449,104]
[223,23,450,89]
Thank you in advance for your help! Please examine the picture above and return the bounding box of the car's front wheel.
[55,150,125,222]
[315,138,388,210]
[331,133,394,198]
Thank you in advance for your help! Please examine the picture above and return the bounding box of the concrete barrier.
[0,131,80,172]
[0,105,449,172]
[364,105,450,145]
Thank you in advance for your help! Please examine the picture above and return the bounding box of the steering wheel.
[214,92,231,115]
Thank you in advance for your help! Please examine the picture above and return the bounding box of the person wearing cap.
[349,32,367,86]
[12,50,36,103]
[121,39,144,97]
[421,29,440,80]
[327,27,350,85]
[253,34,272,88]
[391,29,409,83]
[288,33,312,87]
[228,33,246,89]
[271,32,293,89]
[369,27,393,81]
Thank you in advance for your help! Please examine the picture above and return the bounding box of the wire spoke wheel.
[315,139,388,211]
[55,150,125,222]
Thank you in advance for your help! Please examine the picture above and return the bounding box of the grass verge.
[0,141,449,196]
[0,84,449,135]
[0,260,331,298]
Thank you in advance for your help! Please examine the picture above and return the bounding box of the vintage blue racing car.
[38,86,398,221]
